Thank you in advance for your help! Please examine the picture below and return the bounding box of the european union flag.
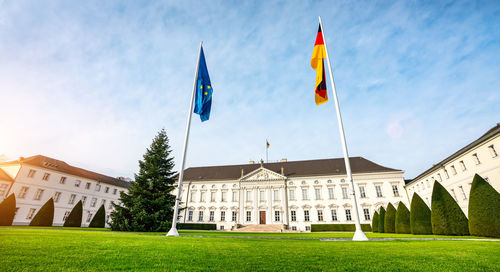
[194,46,213,122]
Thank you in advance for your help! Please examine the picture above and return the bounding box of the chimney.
[19,157,24,162]
[241,168,244,177]
[249,160,255,164]
[281,158,287,162]
[281,167,284,176]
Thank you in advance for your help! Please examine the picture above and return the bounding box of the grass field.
[0,228,499,271]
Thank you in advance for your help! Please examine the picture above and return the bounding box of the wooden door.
[259,211,266,224]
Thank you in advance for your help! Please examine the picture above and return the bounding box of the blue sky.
[0,0,499,179]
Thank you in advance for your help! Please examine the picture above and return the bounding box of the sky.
[0,0,499,180]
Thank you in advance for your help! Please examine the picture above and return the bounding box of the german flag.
[311,24,328,105]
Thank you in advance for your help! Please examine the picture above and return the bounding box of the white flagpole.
[318,16,368,241]
[167,41,203,237]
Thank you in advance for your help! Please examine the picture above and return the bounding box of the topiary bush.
[410,193,432,234]
[431,181,469,235]
[372,211,379,233]
[395,202,410,234]
[384,203,396,233]
[378,206,386,233]
[468,174,500,237]
[29,198,54,226]
[63,200,83,227]
[89,205,106,228]
[310,224,372,232]
[0,194,16,226]
[177,223,217,230]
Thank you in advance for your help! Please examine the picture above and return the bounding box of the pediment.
[240,167,286,182]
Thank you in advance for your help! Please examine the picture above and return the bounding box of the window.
[109,201,114,209]
[444,169,449,179]
[0,184,9,196]
[113,188,117,195]
[345,209,352,221]
[331,209,338,221]
[246,191,252,201]
[75,180,81,187]
[451,189,458,201]
[459,186,467,200]
[59,177,67,184]
[27,169,36,178]
[85,182,91,190]
[375,186,383,197]
[302,189,308,200]
[200,191,206,202]
[317,210,323,221]
[328,188,335,199]
[221,191,227,202]
[232,211,237,222]
[259,190,265,201]
[87,212,93,223]
[188,210,193,221]
[42,173,50,181]
[289,189,295,200]
[95,184,101,192]
[315,188,321,200]
[291,210,296,222]
[63,211,71,221]
[91,197,97,207]
[190,191,196,202]
[359,186,366,198]
[451,165,457,175]
[68,194,76,204]
[274,190,280,200]
[210,191,216,202]
[489,145,498,157]
[342,187,349,199]
[209,211,215,221]
[437,173,442,182]
[246,211,251,222]
[232,191,238,202]
[220,226,224,231]
[363,209,370,220]
[34,189,44,200]
[220,211,226,221]
[26,208,36,219]
[472,153,481,165]
[81,196,87,206]
[305,226,311,231]
[198,211,204,222]
[54,192,61,203]
[105,187,110,193]
[459,161,466,171]
[275,211,281,221]
[102,199,106,206]
[392,185,399,197]
[304,210,310,222]
[291,226,297,231]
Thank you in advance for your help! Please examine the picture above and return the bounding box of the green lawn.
[0,228,499,271]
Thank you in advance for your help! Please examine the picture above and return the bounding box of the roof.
[0,168,14,182]
[0,155,131,188]
[408,123,500,185]
[183,157,401,181]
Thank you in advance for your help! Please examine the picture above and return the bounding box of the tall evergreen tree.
[468,174,500,237]
[89,205,106,228]
[110,129,177,232]
[395,202,411,234]
[431,181,469,235]
[378,206,386,233]
[384,203,396,233]
[63,200,83,227]
[410,193,432,234]
[0,194,16,226]
[372,211,379,233]
[29,198,54,226]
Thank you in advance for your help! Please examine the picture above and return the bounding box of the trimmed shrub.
[431,181,469,235]
[410,193,432,234]
[63,201,83,227]
[384,203,396,233]
[311,224,372,232]
[468,174,500,237]
[89,205,106,228]
[177,223,216,230]
[0,194,16,226]
[29,198,54,226]
[378,207,386,233]
[395,202,410,234]
[372,211,379,233]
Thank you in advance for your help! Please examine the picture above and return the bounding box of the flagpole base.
[166,227,179,237]
[352,229,369,241]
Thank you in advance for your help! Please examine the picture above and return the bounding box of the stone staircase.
[235,224,284,232]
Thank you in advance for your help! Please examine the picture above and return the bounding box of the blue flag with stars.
[194,46,213,122]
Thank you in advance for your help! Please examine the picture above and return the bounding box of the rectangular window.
[459,186,467,200]
[291,226,297,231]
[95,184,101,192]
[342,187,349,199]
[392,185,400,197]
[220,226,224,231]
[200,191,206,202]
[246,191,252,201]
[188,210,193,221]
[63,211,71,221]
[26,208,36,219]
[28,169,36,178]
[198,211,204,222]
[101,199,106,206]
[86,212,93,223]
[221,191,227,202]
[91,197,97,207]
[437,173,442,182]
[472,153,481,165]
[317,210,323,221]
[451,165,457,175]
[210,191,216,202]
[444,169,449,179]
[190,191,196,202]
[246,211,251,222]
[375,186,383,197]
[232,191,238,202]
[363,208,370,220]
[81,196,87,206]
[259,190,265,201]
[331,209,338,221]
[459,161,466,171]
[305,226,311,231]
[291,210,296,222]
[0,184,9,196]
[85,182,91,190]
[109,201,114,209]
[75,180,81,187]
[302,189,308,200]
[34,189,44,200]
[220,211,225,221]
[275,210,280,222]
[59,177,67,184]
[345,209,352,221]
[359,186,366,198]
[451,189,458,201]
[315,188,321,200]
[209,211,214,221]
[42,173,50,181]
[289,189,295,200]
[232,211,237,222]
[273,190,280,201]
[113,188,117,195]
[489,144,498,157]
[328,188,335,199]
[54,192,61,203]
[68,194,76,204]
[304,210,310,222]
[105,187,110,193]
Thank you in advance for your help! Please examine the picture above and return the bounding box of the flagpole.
[167,41,203,237]
[266,140,268,163]
[318,16,368,241]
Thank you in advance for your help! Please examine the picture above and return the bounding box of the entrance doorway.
[259,211,266,224]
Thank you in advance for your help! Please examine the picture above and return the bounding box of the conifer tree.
[468,174,500,237]
[431,181,469,235]
[410,193,432,234]
[110,129,177,232]
[395,202,410,234]
[378,206,386,233]
[63,200,83,227]
[372,211,379,233]
[384,203,396,233]
[29,198,54,226]
[89,204,106,228]
[0,194,16,226]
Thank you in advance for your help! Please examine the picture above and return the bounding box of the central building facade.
[176,157,408,231]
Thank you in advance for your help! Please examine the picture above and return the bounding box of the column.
[282,186,288,225]
[239,187,244,225]
[267,186,272,224]
[254,187,258,224]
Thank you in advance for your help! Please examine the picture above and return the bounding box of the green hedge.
[177,223,217,230]
[372,211,379,233]
[63,200,83,227]
[431,181,469,235]
[311,224,372,232]
[468,174,500,237]
[0,194,16,226]
[410,193,432,234]
[89,205,106,228]
[384,203,396,233]
[395,202,410,234]
[378,207,386,233]
[29,198,54,226]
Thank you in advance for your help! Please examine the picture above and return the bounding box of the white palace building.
[175,157,408,231]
